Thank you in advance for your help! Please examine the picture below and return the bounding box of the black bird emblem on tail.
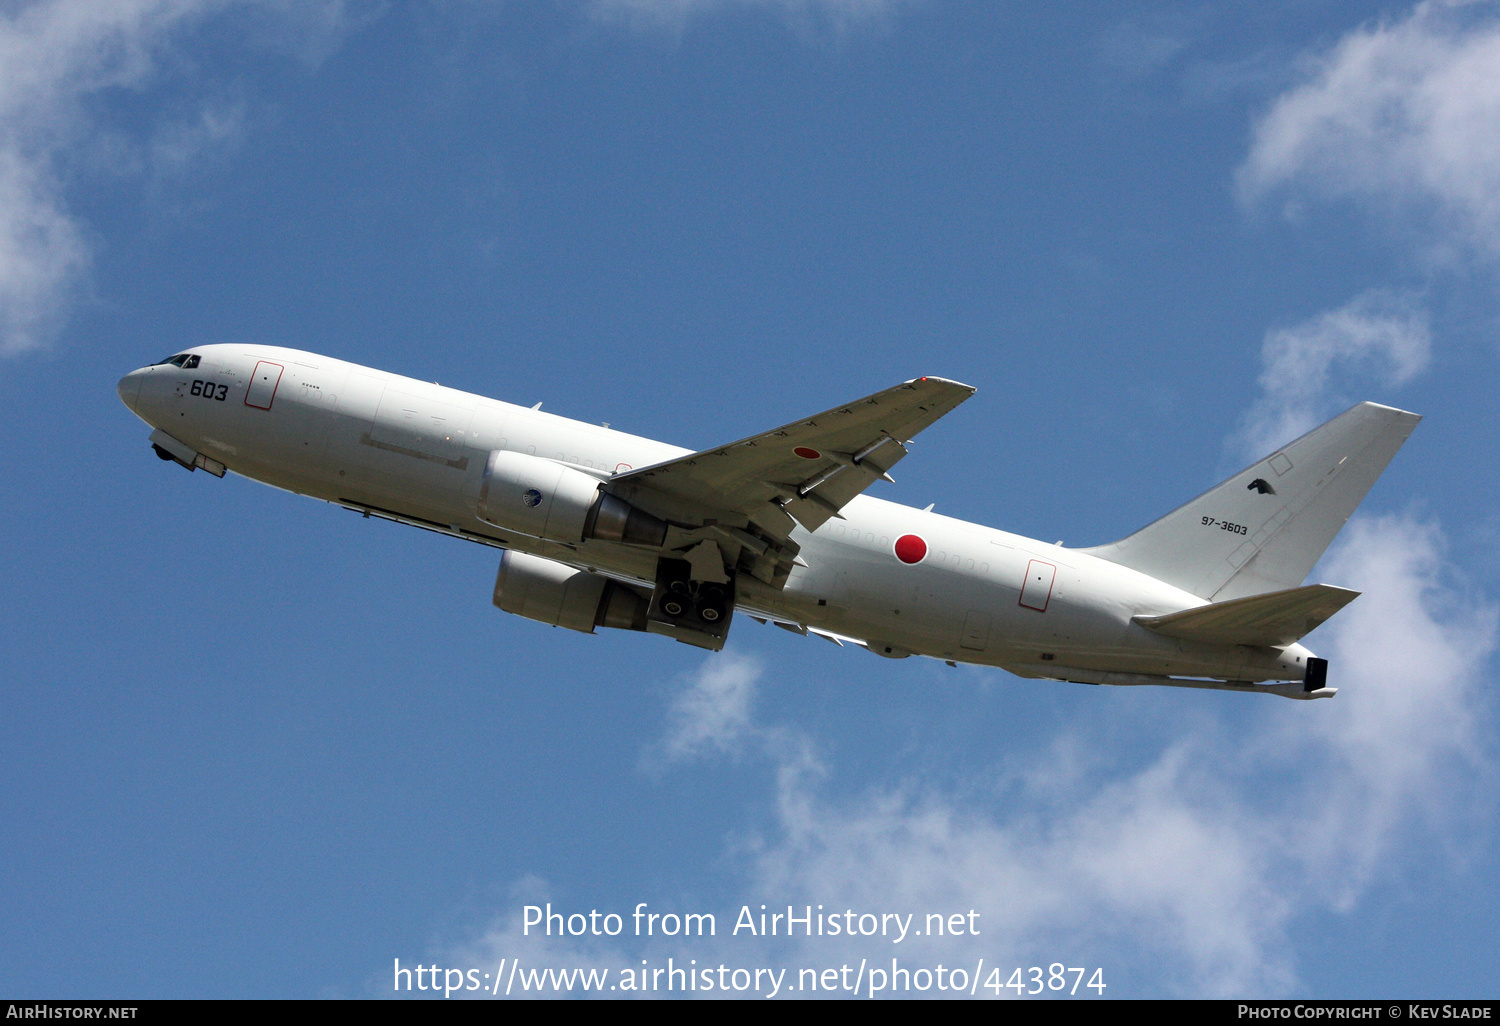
[1248,478,1275,495]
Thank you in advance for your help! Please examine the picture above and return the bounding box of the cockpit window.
[153,353,200,368]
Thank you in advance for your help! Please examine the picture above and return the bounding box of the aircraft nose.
[117,368,144,413]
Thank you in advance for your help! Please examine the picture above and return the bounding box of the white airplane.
[118,345,1420,700]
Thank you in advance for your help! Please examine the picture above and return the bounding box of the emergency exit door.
[245,361,283,410]
[1019,559,1056,612]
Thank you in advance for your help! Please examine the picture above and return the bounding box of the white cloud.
[1095,14,1200,82]
[0,0,352,357]
[437,876,638,1000]
[1238,0,1500,261]
[1286,514,1496,905]
[648,651,762,768]
[1236,289,1430,459]
[586,0,905,38]
[148,98,249,179]
[0,147,88,354]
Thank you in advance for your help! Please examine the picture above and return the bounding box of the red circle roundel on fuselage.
[793,446,822,460]
[894,534,927,564]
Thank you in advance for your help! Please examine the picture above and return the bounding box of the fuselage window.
[183,354,200,369]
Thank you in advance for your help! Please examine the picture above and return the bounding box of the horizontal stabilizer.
[1134,583,1360,647]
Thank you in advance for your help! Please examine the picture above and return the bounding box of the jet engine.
[477,450,666,548]
[492,550,651,634]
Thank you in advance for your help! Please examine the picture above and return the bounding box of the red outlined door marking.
[1019,559,1056,612]
[246,361,284,410]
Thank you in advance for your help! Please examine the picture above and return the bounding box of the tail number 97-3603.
[1202,516,1247,535]
[191,380,228,401]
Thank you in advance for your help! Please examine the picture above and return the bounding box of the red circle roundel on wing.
[894,534,927,564]
[793,446,822,460]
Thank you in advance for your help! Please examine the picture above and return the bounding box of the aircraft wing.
[612,376,975,539]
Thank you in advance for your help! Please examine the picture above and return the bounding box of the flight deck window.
[154,353,202,368]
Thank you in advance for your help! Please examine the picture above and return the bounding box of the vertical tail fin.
[1080,402,1421,600]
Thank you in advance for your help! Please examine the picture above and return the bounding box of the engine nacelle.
[492,550,651,634]
[478,450,665,547]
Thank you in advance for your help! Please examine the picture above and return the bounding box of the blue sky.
[2,0,1497,999]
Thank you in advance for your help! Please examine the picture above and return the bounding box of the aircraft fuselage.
[118,344,1322,696]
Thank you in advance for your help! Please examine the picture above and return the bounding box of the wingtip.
[908,375,977,394]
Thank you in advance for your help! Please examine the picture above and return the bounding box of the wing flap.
[1133,583,1360,647]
